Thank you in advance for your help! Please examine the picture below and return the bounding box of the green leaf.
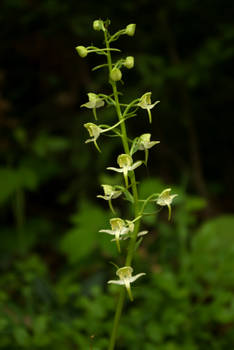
[0,168,20,203]
[60,201,110,263]
[192,215,234,287]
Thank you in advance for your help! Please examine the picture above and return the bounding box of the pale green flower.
[108,266,145,301]
[125,24,136,36]
[137,133,160,165]
[81,93,104,120]
[156,188,178,220]
[107,154,142,187]
[97,184,121,201]
[97,184,122,213]
[138,133,160,150]
[137,92,160,123]
[99,218,134,252]
[84,119,125,152]
[84,122,103,152]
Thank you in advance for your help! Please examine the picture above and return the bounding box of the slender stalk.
[108,288,125,350]
[14,187,25,253]
[104,28,141,350]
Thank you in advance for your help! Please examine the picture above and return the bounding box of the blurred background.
[0,0,234,349]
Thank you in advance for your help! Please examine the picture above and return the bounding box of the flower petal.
[107,167,124,173]
[130,161,142,171]
[99,229,115,235]
[129,272,146,283]
[108,280,124,285]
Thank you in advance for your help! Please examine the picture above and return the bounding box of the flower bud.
[125,24,136,36]
[75,46,88,58]
[93,19,104,31]
[110,68,122,81]
[124,56,134,69]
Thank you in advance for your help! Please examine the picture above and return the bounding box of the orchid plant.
[76,19,177,350]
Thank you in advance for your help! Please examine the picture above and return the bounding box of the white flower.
[156,188,178,220]
[97,184,121,213]
[99,218,134,252]
[108,266,145,301]
[107,154,142,187]
[81,93,104,120]
[137,92,160,123]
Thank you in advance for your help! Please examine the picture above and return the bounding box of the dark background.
[0,1,234,349]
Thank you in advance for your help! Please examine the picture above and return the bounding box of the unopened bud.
[124,56,134,69]
[110,68,122,81]
[76,46,88,58]
[93,19,104,31]
[125,24,136,36]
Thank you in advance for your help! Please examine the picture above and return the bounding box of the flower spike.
[108,266,145,301]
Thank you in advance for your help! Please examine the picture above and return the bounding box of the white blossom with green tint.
[138,133,160,165]
[137,92,160,123]
[84,122,103,152]
[84,119,127,152]
[138,133,160,150]
[97,184,122,213]
[156,188,178,220]
[107,154,142,187]
[81,93,104,120]
[99,218,134,252]
[108,266,145,301]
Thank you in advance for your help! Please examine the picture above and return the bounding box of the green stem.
[105,29,141,350]
[108,288,125,350]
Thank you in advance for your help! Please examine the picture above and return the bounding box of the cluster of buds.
[77,20,177,301]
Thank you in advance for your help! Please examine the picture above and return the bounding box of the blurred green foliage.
[0,0,234,349]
